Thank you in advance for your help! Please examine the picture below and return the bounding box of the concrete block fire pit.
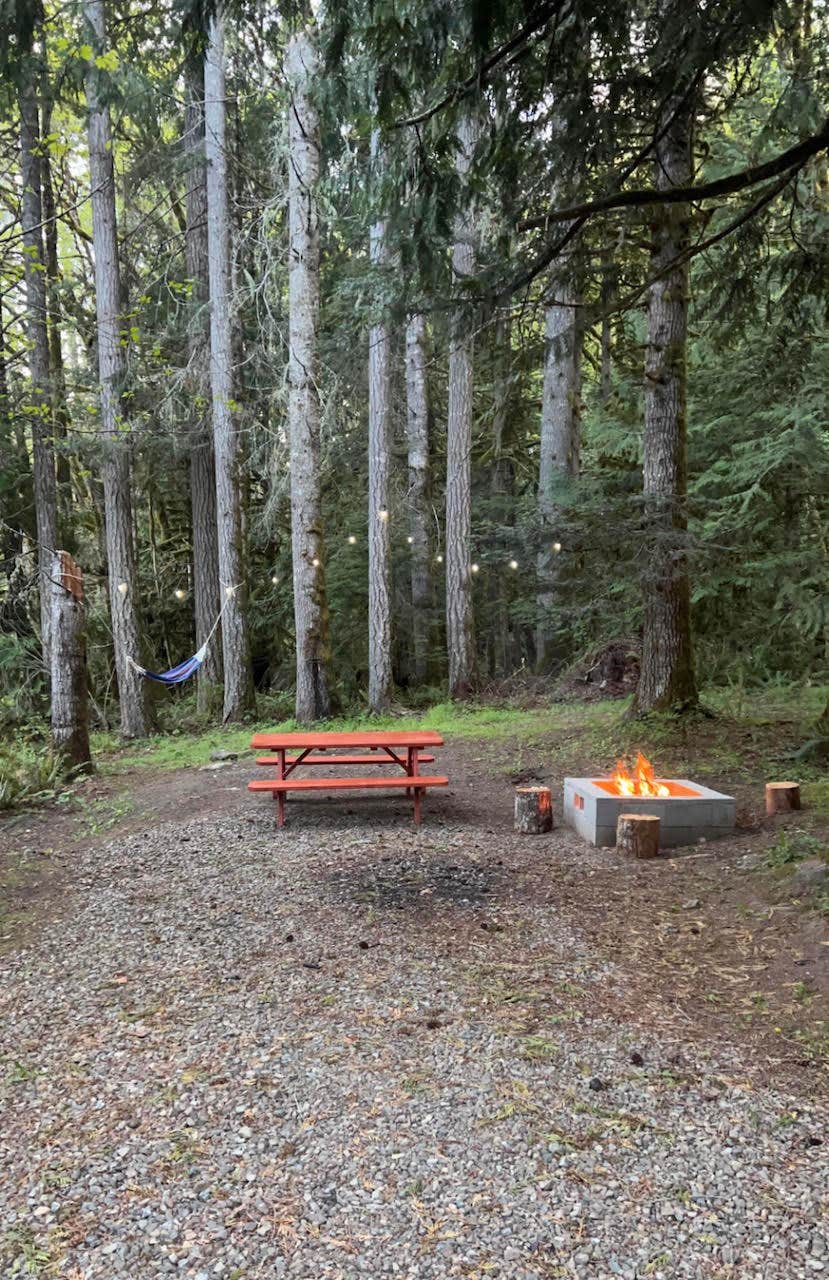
[563,776,735,848]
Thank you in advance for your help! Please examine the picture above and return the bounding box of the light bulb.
[470,563,479,574]
[224,585,235,598]
[347,535,356,545]
[117,581,128,596]
[271,575,279,586]
[312,557,320,567]
[406,535,414,545]
[509,559,518,570]
[436,554,443,564]
[378,508,389,522]
[552,541,562,553]
[174,588,186,601]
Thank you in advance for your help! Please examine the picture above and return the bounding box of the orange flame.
[611,751,670,798]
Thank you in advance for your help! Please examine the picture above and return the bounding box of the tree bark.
[635,64,698,715]
[514,786,553,834]
[84,0,150,738]
[40,100,73,539]
[765,782,801,815]
[19,65,58,672]
[405,312,432,684]
[616,813,660,859]
[49,552,92,774]
[490,305,514,675]
[446,111,478,700]
[285,27,332,723]
[204,10,254,723]
[185,54,223,713]
[367,130,393,713]
[536,262,582,668]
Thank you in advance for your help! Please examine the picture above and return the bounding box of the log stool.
[765,781,801,816]
[514,785,553,834]
[616,812,660,859]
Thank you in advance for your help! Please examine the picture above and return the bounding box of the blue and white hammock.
[125,585,236,687]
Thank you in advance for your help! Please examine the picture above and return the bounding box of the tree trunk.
[446,112,478,700]
[616,813,660,859]
[84,0,150,738]
[635,73,698,715]
[599,247,615,404]
[405,312,432,684]
[204,11,254,723]
[367,130,393,713]
[49,551,92,774]
[19,67,58,672]
[514,786,553,834]
[490,306,514,676]
[40,97,72,539]
[285,27,332,723]
[765,782,801,815]
[536,265,582,669]
[185,54,223,713]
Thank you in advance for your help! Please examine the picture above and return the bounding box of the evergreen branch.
[600,169,798,318]
[518,119,829,230]
[394,0,568,129]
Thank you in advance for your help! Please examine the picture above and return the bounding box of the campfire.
[610,751,669,798]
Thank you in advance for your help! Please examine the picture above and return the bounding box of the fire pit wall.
[563,777,736,848]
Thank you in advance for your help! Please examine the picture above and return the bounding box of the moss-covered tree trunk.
[634,69,698,715]
[204,10,254,722]
[84,0,150,738]
[19,60,58,671]
[405,312,432,684]
[367,130,393,714]
[185,55,223,714]
[285,26,332,723]
[446,111,478,700]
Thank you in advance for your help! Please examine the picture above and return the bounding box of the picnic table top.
[250,729,444,750]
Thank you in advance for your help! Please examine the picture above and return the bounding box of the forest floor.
[0,695,827,1278]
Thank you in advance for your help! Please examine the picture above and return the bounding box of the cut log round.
[514,786,553,834]
[765,782,801,816]
[616,812,660,859]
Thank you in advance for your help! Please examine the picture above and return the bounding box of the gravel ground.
[1,800,826,1280]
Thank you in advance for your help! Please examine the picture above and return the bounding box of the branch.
[394,0,567,130]
[518,119,829,230]
[593,169,798,319]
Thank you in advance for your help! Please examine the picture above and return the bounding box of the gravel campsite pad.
[1,776,827,1279]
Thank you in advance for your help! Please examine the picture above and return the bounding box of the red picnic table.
[248,729,447,827]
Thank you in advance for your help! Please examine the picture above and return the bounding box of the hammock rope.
[126,584,238,686]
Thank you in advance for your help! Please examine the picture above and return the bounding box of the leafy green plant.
[764,829,824,868]
[0,746,64,812]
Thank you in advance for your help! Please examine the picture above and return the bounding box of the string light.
[347,535,356,545]
[117,581,128,596]
[312,557,320,567]
[224,585,235,598]
[406,535,414,544]
[378,509,389,522]
[435,554,443,564]
[174,588,186,601]
[552,541,562,553]
[509,559,518,570]
[271,575,280,585]
[470,563,480,574]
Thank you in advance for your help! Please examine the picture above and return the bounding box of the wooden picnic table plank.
[250,729,444,749]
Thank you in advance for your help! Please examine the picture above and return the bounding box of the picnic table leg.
[410,747,421,825]
[277,748,286,829]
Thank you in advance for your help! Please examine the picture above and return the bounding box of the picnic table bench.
[248,729,447,827]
